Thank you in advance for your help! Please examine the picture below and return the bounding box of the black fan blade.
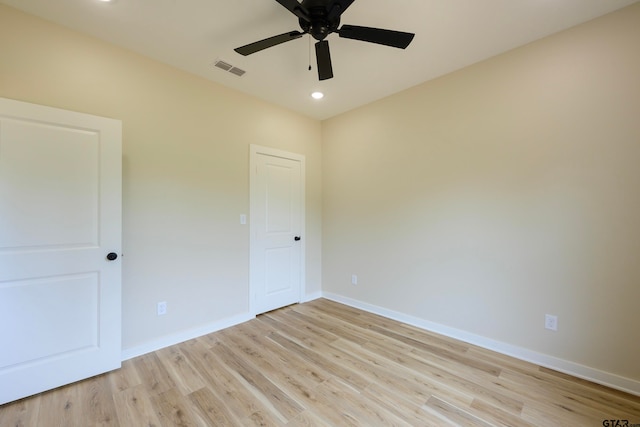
[235,31,305,56]
[327,0,357,21]
[315,40,333,80]
[338,25,415,49]
[275,0,310,22]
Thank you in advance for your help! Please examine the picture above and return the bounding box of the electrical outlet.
[157,301,167,316]
[351,274,358,285]
[545,314,558,331]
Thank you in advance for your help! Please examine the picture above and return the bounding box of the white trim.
[249,144,306,316]
[250,144,306,163]
[120,291,320,362]
[121,312,254,361]
[301,291,322,303]
[322,292,640,397]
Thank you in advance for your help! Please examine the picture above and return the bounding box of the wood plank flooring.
[2,298,639,426]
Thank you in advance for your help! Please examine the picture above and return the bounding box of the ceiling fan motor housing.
[299,3,341,41]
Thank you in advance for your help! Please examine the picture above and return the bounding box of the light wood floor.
[2,299,639,426]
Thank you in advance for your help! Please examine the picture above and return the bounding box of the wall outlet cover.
[545,314,558,331]
[157,301,167,316]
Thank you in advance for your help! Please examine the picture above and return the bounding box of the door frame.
[249,144,305,316]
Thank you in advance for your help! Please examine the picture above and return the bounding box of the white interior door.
[0,97,122,405]
[250,145,305,315]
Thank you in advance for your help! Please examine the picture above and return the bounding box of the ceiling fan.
[234,0,415,81]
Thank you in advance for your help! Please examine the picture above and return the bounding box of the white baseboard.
[121,312,255,361]
[322,292,640,397]
[121,293,322,361]
[302,291,322,303]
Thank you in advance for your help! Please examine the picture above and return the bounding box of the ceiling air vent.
[213,59,246,77]
[228,67,246,77]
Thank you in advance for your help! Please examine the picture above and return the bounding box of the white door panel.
[0,97,122,405]
[250,146,304,315]
[265,246,294,294]
[0,119,99,249]
[265,163,294,233]
[0,273,99,369]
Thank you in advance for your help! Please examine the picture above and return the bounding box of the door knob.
[106,252,118,261]
[294,236,301,241]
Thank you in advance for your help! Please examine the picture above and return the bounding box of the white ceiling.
[2,0,637,120]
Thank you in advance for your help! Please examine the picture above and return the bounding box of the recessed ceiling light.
[311,92,324,100]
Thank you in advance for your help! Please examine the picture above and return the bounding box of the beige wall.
[2,1,639,388]
[0,5,322,351]
[322,4,640,382]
